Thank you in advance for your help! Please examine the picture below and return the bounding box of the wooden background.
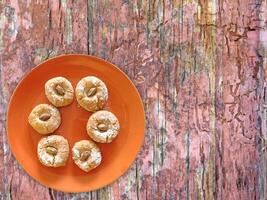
[0,0,267,199]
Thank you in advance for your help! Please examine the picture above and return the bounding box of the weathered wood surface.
[0,0,266,199]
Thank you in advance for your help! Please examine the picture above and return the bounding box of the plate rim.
[6,54,146,192]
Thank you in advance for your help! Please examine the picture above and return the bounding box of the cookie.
[87,110,120,143]
[45,77,74,107]
[72,140,102,172]
[75,76,108,112]
[28,104,61,134]
[37,135,69,167]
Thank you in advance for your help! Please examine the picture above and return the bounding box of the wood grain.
[0,0,266,199]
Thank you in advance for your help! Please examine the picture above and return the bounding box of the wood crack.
[48,188,55,200]
[8,175,13,200]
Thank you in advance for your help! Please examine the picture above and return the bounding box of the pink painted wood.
[0,0,266,199]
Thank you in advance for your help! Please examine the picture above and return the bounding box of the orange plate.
[6,55,145,192]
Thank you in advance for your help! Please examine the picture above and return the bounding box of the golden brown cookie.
[45,77,74,107]
[75,76,108,112]
[72,140,102,172]
[28,104,61,134]
[37,135,69,167]
[87,111,120,143]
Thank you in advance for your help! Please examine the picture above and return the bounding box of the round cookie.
[87,110,120,143]
[28,104,61,134]
[45,77,74,107]
[75,76,108,112]
[72,140,102,172]
[37,135,69,167]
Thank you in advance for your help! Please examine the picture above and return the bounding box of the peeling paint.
[65,7,73,45]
